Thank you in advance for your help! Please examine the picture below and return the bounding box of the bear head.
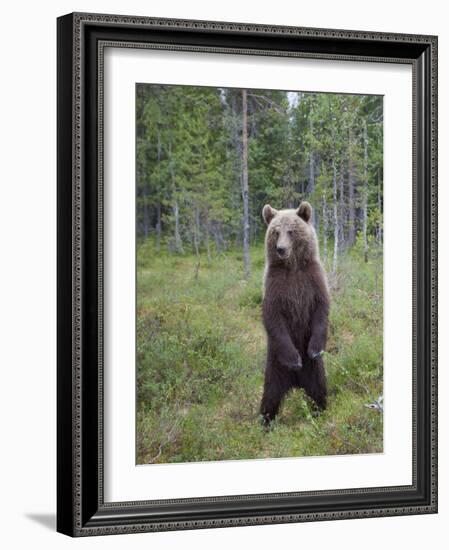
[262,202,318,268]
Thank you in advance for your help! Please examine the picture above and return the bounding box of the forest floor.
[136,240,383,464]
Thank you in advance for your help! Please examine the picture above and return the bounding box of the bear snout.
[276,245,287,257]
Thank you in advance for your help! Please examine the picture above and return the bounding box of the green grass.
[136,239,383,464]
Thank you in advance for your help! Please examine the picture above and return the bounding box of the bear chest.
[281,286,314,326]
[268,272,315,325]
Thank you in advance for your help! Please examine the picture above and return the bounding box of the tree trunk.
[252,197,258,243]
[193,205,201,280]
[308,118,314,183]
[309,143,315,195]
[214,233,220,255]
[322,188,328,264]
[169,137,183,254]
[315,209,320,236]
[348,153,356,246]
[173,199,183,254]
[143,183,149,239]
[156,131,162,250]
[205,210,212,265]
[346,125,357,247]
[339,164,345,249]
[308,114,316,225]
[377,171,382,245]
[362,120,369,262]
[241,89,251,278]
[156,202,161,250]
[332,161,338,274]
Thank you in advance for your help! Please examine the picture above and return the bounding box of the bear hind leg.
[302,359,327,411]
[260,370,291,426]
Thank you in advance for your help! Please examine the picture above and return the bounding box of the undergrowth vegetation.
[136,239,383,464]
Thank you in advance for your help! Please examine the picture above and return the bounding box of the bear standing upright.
[260,201,330,425]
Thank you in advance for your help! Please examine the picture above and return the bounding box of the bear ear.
[262,204,278,225]
[297,201,312,223]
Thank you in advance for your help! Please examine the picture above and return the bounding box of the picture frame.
[57,12,438,537]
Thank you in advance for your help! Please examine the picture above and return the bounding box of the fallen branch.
[148,414,182,464]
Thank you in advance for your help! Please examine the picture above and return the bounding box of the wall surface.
[0,1,446,548]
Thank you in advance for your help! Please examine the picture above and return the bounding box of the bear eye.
[287,230,293,236]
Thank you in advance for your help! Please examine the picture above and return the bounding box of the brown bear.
[260,201,330,425]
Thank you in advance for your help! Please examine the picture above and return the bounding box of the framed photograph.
[57,12,438,536]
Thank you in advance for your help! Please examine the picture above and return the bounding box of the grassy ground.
[136,240,383,464]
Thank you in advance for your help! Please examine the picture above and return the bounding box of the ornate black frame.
[57,12,438,537]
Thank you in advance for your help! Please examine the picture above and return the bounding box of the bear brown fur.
[260,201,330,425]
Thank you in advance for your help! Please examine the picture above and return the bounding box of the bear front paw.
[308,347,324,360]
[286,354,303,371]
